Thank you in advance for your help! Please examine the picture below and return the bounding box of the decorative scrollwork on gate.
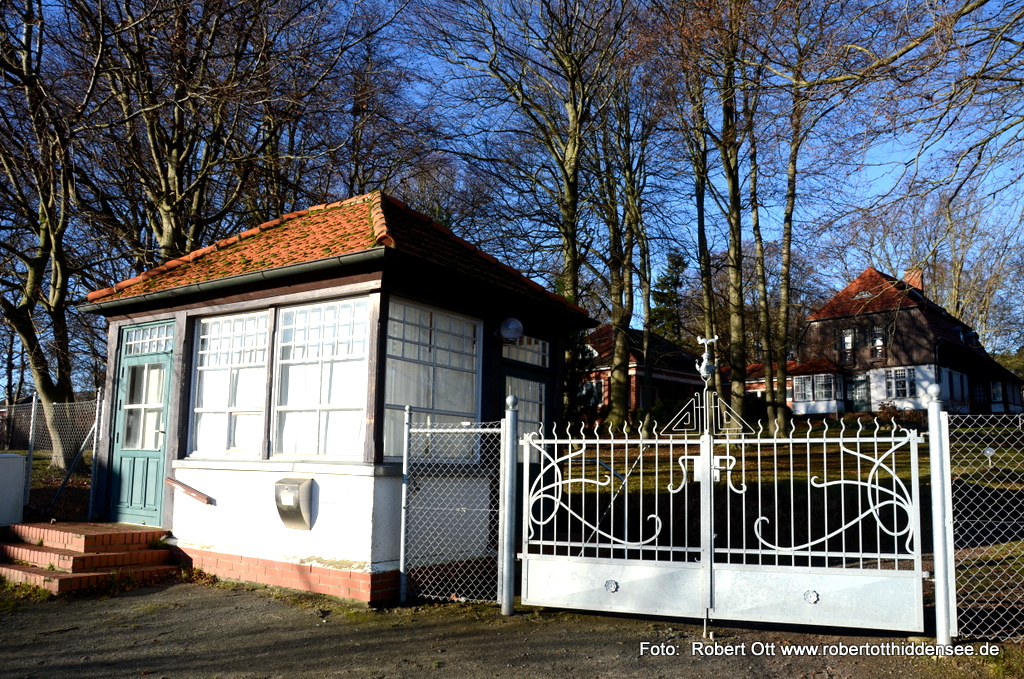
[753,435,916,554]
[524,435,664,547]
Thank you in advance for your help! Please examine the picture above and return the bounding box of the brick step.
[0,562,181,594]
[0,542,172,573]
[8,523,168,553]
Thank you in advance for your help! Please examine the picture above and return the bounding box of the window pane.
[232,367,266,409]
[385,359,431,408]
[435,367,475,413]
[194,412,227,453]
[277,410,317,456]
[230,413,264,451]
[197,370,230,409]
[127,365,146,405]
[124,409,141,449]
[145,365,165,404]
[142,408,163,449]
[321,410,363,457]
[192,311,269,457]
[383,301,481,458]
[324,361,368,408]
[272,298,370,457]
[279,362,319,407]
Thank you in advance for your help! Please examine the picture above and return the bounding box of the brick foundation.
[172,546,399,604]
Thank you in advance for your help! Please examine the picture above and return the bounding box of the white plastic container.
[0,453,25,526]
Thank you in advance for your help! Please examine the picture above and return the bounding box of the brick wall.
[172,546,399,603]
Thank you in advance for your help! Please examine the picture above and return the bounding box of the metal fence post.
[399,405,412,604]
[88,391,104,520]
[927,384,955,645]
[499,395,519,616]
[23,394,38,507]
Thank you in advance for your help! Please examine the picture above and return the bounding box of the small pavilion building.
[83,191,591,602]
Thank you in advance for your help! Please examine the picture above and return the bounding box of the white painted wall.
[792,399,839,416]
[170,461,399,572]
[867,364,936,411]
[169,461,490,573]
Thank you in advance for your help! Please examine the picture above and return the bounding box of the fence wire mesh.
[947,413,1024,642]
[0,399,99,521]
[403,420,502,603]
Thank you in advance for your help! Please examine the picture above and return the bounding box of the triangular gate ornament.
[659,336,753,437]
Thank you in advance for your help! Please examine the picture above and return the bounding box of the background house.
[82,191,591,602]
[791,267,1023,416]
[744,358,844,416]
[578,325,702,419]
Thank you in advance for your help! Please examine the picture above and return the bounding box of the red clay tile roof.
[807,267,926,320]
[585,325,700,375]
[745,359,841,381]
[86,191,585,315]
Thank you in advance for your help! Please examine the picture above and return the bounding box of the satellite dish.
[499,317,524,341]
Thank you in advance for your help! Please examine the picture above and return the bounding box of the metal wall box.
[274,477,313,530]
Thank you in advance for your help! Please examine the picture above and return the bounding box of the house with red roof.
[81,191,592,602]
[784,267,1022,416]
[577,325,702,418]
[745,358,845,416]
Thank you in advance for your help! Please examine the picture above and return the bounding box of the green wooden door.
[110,323,174,525]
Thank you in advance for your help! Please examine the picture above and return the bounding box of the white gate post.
[498,395,519,616]
[399,405,412,604]
[927,384,956,644]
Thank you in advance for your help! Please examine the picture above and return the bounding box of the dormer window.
[853,290,872,300]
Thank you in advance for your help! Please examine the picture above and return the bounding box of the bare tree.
[585,43,662,429]
[826,185,1024,351]
[412,0,636,306]
[73,0,398,267]
[0,0,107,466]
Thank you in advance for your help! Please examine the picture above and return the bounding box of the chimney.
[902,267,923,291]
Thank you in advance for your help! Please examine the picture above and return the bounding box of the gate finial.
[696,336,718,383]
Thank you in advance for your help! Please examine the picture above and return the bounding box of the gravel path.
[0,582,997,678]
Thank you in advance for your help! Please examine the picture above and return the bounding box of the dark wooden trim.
[262,307,279,460]
[103,274,383,323]
[90,318,123,521]
[365,292,387,464]
[163,310,191,527]
[164,477,214,505]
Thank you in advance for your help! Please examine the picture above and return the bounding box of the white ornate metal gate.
[520,385,925,631]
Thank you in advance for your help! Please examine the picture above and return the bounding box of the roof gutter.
[80,247,388,315]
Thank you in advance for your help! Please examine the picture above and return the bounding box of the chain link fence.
[401,419,503,603]
[0,398,99,521]
[947,413,1024,642]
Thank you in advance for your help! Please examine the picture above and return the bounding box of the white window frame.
[383,299,482,458]
[123,362,167,450]
[794,375,812,402]
[502,336,549,368]
[838,329,856,363]
[191,311,270,458]
[813,374,835,401]
[870,325,886,359]
[272,298,371,459]
[506,375,545,438]
[124,324,174,356]
[885,368,917,399]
